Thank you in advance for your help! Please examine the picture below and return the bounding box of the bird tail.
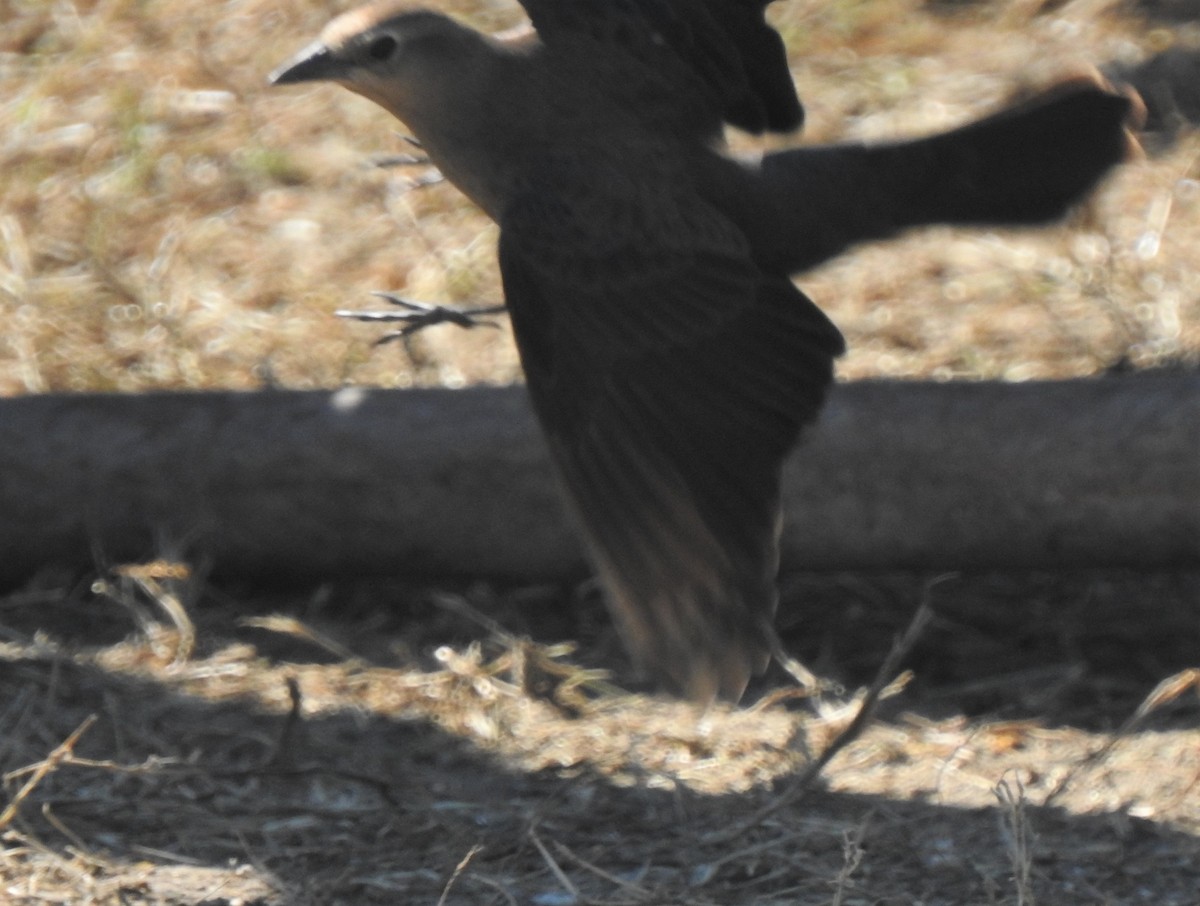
[748,73,1143,276]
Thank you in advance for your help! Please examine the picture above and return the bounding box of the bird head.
[270,3,491,120]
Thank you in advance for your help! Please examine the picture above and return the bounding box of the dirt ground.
[1,569,1197,905]
[2,0,1199,903]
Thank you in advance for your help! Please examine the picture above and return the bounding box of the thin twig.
[238,615,356,661]
[707,600,932,840]
[40,802,91,853]
[263,675,304,768]
[552,839,651,899]
[1044,668,1200,806]
[830,812,872,906]
[996,776,1036,906]
[529,826,582,903]
[0,714,98,831]
[436,843,483,906]
[767,628,843,697]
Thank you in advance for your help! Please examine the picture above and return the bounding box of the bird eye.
[367,34,398,61]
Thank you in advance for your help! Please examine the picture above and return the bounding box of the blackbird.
[272,0,1138,701]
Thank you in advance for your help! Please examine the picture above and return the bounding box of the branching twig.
[0,714,98,831]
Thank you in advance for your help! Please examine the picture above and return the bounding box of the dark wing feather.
[704,0,804,131]
[498,167,842,700]
[516,0,802,134]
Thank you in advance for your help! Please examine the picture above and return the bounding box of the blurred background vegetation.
[1,0,1195,401]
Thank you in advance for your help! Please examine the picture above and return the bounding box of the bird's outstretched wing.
[498,163,843,701]
[515,0,803,133]
[746,75,1142,275]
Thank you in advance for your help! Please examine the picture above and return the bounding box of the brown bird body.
[272,0,1138,701]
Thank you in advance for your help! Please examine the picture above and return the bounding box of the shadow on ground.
[1,569,1197,904]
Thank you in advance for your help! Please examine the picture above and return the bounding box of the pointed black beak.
[269,42,347,85]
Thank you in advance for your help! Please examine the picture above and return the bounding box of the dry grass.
[1,572,1198,905]
[1,0,1198,903]
[1,0,1197,398]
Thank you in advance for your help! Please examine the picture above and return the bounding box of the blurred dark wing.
[516,0,802,133]
[702,0,803,132]
[498,173,842,700]
[751,77,1139,275]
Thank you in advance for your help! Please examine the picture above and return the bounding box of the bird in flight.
[272,0,1139,702]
